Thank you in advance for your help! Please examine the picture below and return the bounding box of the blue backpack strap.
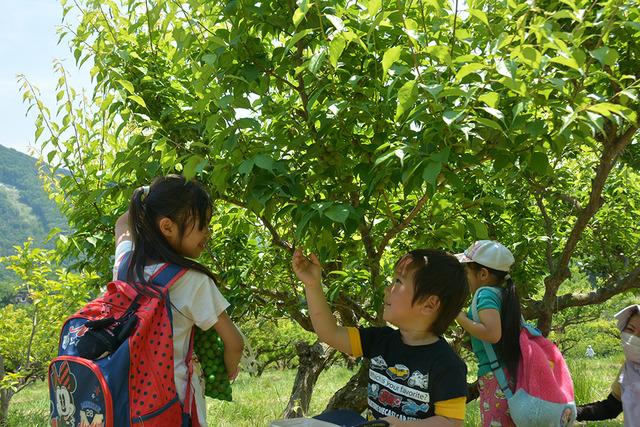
[117,251,133,282]
[117,251,185,290]
[151,263,186,290]
[522,322,542,337]
[470,286,513,399]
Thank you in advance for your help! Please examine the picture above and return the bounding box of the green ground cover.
[9,357,624,426]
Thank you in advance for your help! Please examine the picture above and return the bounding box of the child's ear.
[420,295,441,315]
[479,267,491,281]
[158,217,177,239]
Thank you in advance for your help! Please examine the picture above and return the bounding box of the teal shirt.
[468,287,504,377]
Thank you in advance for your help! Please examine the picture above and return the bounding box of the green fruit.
[194,327,232,401]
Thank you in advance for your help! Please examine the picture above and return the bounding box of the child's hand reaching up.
[292,249,322,287]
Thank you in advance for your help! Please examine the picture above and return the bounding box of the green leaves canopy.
[25,0,640,332]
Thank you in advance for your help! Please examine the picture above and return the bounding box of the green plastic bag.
[194,327,232,401]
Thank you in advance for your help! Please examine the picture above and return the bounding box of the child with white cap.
[577,303,640,426]
[454,240,520,427]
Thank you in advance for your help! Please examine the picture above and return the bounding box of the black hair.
[127,174,216,296]
[394,249,469,336]
[467,262,522,379]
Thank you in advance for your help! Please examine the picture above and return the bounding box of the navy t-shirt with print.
[359,326,467,421]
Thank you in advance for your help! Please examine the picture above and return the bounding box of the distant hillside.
[0,144,67,295]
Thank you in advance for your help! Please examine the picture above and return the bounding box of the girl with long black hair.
[114,174,244,426]
[455,240,521,427]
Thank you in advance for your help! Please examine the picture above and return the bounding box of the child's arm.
[115,211,132,245]
[292,249,353,355]
[213,312,244,380]
[456,308,502,344]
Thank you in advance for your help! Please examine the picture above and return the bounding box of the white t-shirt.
[113,241,229,426]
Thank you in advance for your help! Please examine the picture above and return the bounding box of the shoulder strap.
[150,263,187,292]
[471,286,513,398]
[117,251,186,293]
[117,251,132,282]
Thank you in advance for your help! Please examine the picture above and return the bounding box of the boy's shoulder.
[431,338,465,361]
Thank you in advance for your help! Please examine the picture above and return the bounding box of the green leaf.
[481,106,505,121]
[468,9,489,26]
[475,117,504,131]
[325,14,345,32]
[394,79,418,121]
[382,46,402,79]
[238,158,254,175]
[284,29,314,54]
[478,92,499,108]
[426,45,451,66]
[236,117,260,130]
[367,0,382,16]
[495,58,512,78]
[118,80,135,94]
[467,218,489,239]
[184,155,208,179]
[550,55,580,71]
[422,161,442,188]
[374,149,396,166]
[590,47,619,67]
[128,95,147,108]
[443,110,463,126]
[500,78,527,96]
[587,102,637,124]
[520,46,542,68]
[425,84,443,98]
[529,151,550,175]
[329,35,346,68]
[324,204,350,223]
[620,89,638,102]
[456,63,484,81]
[308,49,327,74]
[293,1,313,28]
[552,10,578,21]
[254,154,274,171]
[431,147,450,163]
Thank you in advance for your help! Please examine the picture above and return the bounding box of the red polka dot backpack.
[48,253,198,427]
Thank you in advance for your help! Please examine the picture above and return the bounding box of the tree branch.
[532,190,555,271]
[544,126,637,293]
[259,215,294,253]
[217,195,293,253]
[376,192,430,256]
[526,264,640,318]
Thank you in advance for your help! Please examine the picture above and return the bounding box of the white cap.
[455,240,515,272]
[614,304,640,332]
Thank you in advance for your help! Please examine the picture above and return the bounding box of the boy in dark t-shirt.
[293,249,469,426]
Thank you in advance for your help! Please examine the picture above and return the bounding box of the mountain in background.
[0,144,67,297]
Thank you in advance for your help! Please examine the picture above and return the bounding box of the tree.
[22,0,639,415]
[0,240,94,425]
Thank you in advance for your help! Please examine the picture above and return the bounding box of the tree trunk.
[325,361,369,413]
[0,355,14,427]
[281,341,336,418]
[0,390,10,427]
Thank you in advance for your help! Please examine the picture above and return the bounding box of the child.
[114,175,244,427]
[454,240,520,427]
[292,248,469,426]
[577,304,640,425]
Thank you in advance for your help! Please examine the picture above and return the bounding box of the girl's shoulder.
[171,267,216,288]
[474,286,502,309]
[476,286,501,296]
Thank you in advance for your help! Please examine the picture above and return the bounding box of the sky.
[0,0,91,156]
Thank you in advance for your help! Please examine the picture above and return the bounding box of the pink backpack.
[472,286,576,426]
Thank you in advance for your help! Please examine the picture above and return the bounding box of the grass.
[7,357,625,426]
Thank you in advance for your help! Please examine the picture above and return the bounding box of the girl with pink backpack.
[455,240,576,427]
